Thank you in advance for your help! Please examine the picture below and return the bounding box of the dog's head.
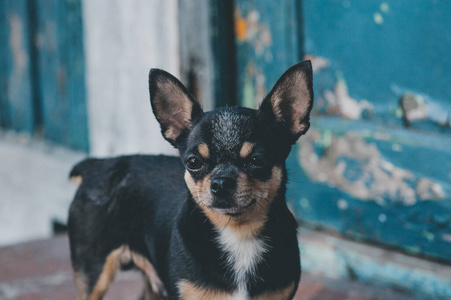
[149,61,313,228]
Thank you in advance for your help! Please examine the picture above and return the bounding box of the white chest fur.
[216,227,268,299]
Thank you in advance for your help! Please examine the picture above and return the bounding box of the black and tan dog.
[68,60,314,300]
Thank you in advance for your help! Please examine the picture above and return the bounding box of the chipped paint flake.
[441,234,451,243]
[9,14,27,71]
[300,197,310,210]
[380,2,389,13]
[373,12,384,25]
[324,80,373,120]
[337,199,348,210]
[304,55,330,73]
[392,143,403,152]
[422,231,435,242]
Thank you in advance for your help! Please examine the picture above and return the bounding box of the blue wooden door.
[233,0,451,262]
[0,0,34,133]
[0,0,89,151]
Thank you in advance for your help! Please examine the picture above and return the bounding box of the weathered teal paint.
[234,0,302,108]
[292,0,451,263]
[35,0,89,151]
[0,0,89,151]
[232,0,451,265]
[287,117,451,262]
[0,0,34,133]
[303,0,451,125]
[299,228,451,299]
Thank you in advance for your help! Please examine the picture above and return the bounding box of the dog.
[68,60,314,300]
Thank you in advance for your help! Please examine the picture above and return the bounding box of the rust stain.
[235,8,272,54]
[235,15,247,41]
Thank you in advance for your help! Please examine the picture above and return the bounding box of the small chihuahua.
[68,60,313,300]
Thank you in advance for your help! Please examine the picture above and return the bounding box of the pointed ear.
[258,60,314,143]
[149,69,204,147]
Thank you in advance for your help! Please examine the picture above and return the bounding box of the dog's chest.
[216,228,267,299]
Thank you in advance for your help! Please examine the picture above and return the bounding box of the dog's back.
[68,155,184,299]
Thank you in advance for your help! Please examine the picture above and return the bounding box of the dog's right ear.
[149,69,204,147]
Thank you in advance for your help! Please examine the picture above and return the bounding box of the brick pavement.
[0,234,418,300]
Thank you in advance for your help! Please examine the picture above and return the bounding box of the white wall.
[82,0,180,156]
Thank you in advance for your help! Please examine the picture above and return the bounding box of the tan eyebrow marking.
[198,143,209,159]
[240,142,254,158]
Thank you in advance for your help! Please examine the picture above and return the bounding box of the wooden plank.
[35,0,88,151]
[0,0,34,133]
[63,0,89,151]
[234,0,302,107]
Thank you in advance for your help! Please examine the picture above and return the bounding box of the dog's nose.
[210,177,236,196]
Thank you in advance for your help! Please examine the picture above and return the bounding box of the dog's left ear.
[149,69,204,147]
[258,60,314,144]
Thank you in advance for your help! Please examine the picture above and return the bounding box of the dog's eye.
[250,155,265,167]
[186,157,203,170]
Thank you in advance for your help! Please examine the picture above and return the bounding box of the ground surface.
[0,234,418,300]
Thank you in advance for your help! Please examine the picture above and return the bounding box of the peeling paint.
[304,54,330,73]
[241,62,267,108]
[395,86,451,128]
[442,234,451,243]
[235,1,300,112]
[236,6,278,108]
[373,12,384,24]
[300,197,311,211]
[298,129,447,205]
[9,13,27,71]
[289,0,451,267]
[323,79,373,120]
[416,178,446,200]
[242,64,255,108]
[343,1,351,9]
[337,199,348,210]
[235,8,273,53]
[422,231,435,242]
[8,13,29,106]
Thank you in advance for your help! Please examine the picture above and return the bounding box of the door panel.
[232,0,451,262]
[0,0,89,152]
